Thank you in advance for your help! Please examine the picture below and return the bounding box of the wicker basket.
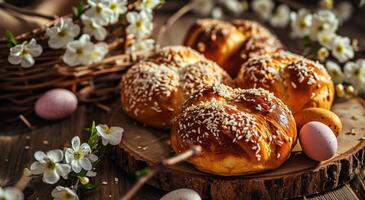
[0,17,149,121]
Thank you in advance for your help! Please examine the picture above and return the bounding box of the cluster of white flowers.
[326,59,365,95]
[8,0,160,68]
[192,0,248,19]
[126,0,162,52]
[27,124,123,200]
[291,9,354,63]
[0,186,23,200]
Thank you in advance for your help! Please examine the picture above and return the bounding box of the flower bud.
[79,176,89,185]
[335,84,345,97]
[345,85,355,94]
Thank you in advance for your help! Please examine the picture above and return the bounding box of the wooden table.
[1,2,365,200]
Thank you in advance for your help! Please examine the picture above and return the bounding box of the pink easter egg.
[35,89,78,120]
[299,121,338,161]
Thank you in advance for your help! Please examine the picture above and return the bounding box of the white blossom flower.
[317,32,336,49]
[65,136,98,173]
[290,9,313,38]
[326,61,344,84]
[81,15,107,41]
[310,10,339,40]
[8,38,42,68]
[335,1,353,23]
[270,4,290,27]
[51,186,79,200]
[126,11,153,38]
[192,0,214,16]
[344,59,365,92]
[84,0,113,26]
[138,0,161,12]
[96,124,123,146]
[90,42,109,64]
[224,0,247,15]
[317,47,329,62]
[330,36,354,63]
[107,0,128,24]
[0,187,23,200]
[86,170,97,177]
[46,18,80,49]
[252,0,274,20]
[128,39,155,52]
[63,34,94,66]
[30,150,71,184]
[211,7,223,19]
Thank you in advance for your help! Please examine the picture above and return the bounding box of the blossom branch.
[120,145,202,200]
[156,1,195,47]
[0,1,57,20]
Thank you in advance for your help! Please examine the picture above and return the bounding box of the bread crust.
[171,84,297,175]
[120,46,232,129]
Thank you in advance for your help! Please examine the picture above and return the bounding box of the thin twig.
[155,1,194,47]
[19,114,33,130]
[0,2,57,20]
[120,145,202,200]
[15,170,32,191]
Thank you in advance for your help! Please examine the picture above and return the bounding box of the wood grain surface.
[1,1,365,200]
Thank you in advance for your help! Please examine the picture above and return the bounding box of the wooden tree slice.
[110,98,365,200]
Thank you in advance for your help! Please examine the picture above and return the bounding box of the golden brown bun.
[235,51,334,114]
[171,84,297,176]
[120,46,232,129]
[184,19,282,77]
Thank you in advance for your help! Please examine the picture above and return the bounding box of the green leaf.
[73,2,86,19]
[135,167,150,177]
[87,121,99,149]
[78,183,97,193]
[5,31,18,48]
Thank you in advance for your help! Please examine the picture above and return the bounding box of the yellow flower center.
[103,127,112,134]
[96,5,103,13]
[74,150,84,160]
[354,69,362,76]
[58,30,67,37]
[45,160,56,170]
[62,192,74,200]
[299,21,307,28]
[76,48,83,55]
[136,20,144,29]
[336,44,344,53]
[110,3,117,10]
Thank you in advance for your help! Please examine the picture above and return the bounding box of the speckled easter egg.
[35,89,78,120]
[160,188,201,200]
[299,121,338,161]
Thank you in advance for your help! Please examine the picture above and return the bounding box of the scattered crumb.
[43,140,49,145]
[102,181,108,185]
[25,135,31,140]
[4,159,8,162]
[351,116,358,120]
[114,177,119,183]
[142,146,148,151]
[24,146,30,150]
[109,194,112,198]
[359,136,365,141]
[346,128,357,135]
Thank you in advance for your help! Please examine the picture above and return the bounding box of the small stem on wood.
[120,145,202,200]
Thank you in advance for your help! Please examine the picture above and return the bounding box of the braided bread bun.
[236,51,334,114]
[120,46,232,129]
[171,84,297,175]
[184,19,282,77]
